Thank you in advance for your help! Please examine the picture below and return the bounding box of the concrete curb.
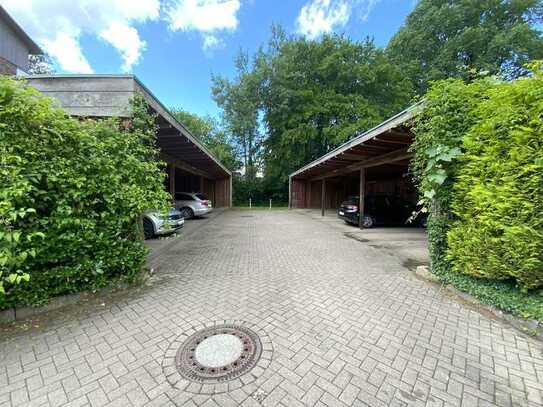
[0,270,151,324]
[414,266,543,340]
[0,292,86,323]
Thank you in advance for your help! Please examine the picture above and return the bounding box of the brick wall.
[0,56,17,75]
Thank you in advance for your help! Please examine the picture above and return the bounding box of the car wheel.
[180,207,194,220]
[143,218,154,239]
[361,215,374,228]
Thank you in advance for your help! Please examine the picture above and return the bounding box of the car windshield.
[195,194,208,200]
[346,196,359,203]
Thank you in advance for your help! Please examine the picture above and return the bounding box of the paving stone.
[0,210,542,406]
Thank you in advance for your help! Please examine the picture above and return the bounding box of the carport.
[289,104,419,227]
[26,75,232,207]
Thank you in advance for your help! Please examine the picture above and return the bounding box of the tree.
[27,53,55,75]
[212,51,264,182]
[258,32,413,197]
[172,109,239,171]
[387,0,543,93]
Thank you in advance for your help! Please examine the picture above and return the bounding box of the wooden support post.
[358,168,366,228]
[288,176,292,209]
[199,176,204,194]
[306,180,312,209]
[229,176,233,208]
[321,179,326,217]
[169,165,176,198]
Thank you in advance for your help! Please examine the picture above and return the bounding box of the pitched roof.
[0,6,42,55]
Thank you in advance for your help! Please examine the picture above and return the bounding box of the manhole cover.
[176,324,261,382]
[163,321,273,394]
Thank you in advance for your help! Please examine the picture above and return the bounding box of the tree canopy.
[210,30,413,201]
[172,109,239,172]
[258,32,413,192]
[387,0,543,93]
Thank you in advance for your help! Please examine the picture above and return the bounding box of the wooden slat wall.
[214,178,230,208]
[291,179,307,208]
[26,77,134,117]
[203,178,215,203]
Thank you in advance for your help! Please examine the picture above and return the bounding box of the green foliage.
[213,29,413,202]
[171,109,239,172]
[212,51,263,181]
[0,78,169,309]
[410,79,487,274]
[259,33,413,193]
[412,63,543,293]
[388,0,543,93]
[447,64,543,289]
[437,267,543,322]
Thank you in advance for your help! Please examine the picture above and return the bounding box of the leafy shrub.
[447,67,543,290]
[410,78,487,274]
[412,63,543,291]
[0,77,169,309]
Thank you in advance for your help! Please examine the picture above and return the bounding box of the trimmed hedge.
[411,62,543,306]
[448,69,543,290]
[0,77,170,309]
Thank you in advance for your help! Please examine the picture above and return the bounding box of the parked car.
[143,208,184,239]
[338,194,426,228]
[173,192,213,219]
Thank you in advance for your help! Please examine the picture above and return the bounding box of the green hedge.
[411,62,543,303]
[0,77,169,309]
[448,68,543,290]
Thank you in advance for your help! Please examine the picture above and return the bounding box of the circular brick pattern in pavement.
[162,320,273,394]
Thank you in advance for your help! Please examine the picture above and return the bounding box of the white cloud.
[2,0,160,73]
[297,0,381,39]
[166,0,241,51]
[297,0,349,40]
[99,22,146,72]
[42,32,93,73]
[203,34,222,52]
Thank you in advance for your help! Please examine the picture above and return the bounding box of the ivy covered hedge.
[0,77,169,309]
[411,64,543,319]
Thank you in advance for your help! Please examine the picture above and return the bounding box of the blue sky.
[4,0,416,119]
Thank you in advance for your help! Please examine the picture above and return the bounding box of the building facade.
[0,6,42,75]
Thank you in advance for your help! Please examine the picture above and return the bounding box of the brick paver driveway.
[1,210,542,407]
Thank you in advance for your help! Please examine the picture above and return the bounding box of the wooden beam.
[310,147,412,181]
[306,180,312,209]
[288,176,292,209]
[229,175,233,208]
[358,168,366,228]
[169,165,175,197]
[160,152,213,179]
[321,179,326,216]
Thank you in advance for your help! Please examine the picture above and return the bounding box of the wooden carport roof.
[290,102,421,181]
[24,74,231,180]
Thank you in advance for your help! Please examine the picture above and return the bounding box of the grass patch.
[434,269,543,322]
[233,205,288,210]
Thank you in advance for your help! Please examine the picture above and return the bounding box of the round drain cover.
[176,324,262,383]
[195,334,243,368]
[163,321,273,394]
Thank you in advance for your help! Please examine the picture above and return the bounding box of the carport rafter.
[289,103,422,226]
[309,147,412,181]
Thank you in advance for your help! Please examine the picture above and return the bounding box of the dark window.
[175,193,194,201]
[195,193,208,200]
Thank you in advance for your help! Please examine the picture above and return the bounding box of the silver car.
[143,208,184,239]
[173,192,213,219]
